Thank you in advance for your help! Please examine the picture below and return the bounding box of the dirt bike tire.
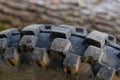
[0,24,120,80]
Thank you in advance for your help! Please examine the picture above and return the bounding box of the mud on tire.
[0,24,120,80]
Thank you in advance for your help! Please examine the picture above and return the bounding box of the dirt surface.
[0,58,95,80]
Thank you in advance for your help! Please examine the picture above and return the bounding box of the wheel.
[0,24,120,80]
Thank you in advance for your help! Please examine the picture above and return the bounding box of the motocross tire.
[0,24,120,80]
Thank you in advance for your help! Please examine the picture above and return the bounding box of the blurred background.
[0,0,120,41]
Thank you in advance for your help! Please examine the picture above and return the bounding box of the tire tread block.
[63,53,80,74]
[75,27,87,36]
[19,35,37,51]
[50,38,72,56]
[50,27,71,39]
[84,45,103,63]
[59,25,76,34]
[33,48,49,67]
[99,46,120,69]
[4,47,19,66]
[85,31,108,48]
[0,38,8,48]
[96,66,115,80]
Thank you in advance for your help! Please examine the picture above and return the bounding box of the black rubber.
[0,24,120,80]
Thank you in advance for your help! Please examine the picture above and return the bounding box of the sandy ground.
[0,56,95,80]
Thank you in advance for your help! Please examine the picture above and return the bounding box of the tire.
[0,24,120,80]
